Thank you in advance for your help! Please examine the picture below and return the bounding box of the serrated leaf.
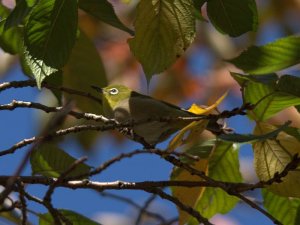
[219,121,291,143]
[0,4,22,54]
[262,189,300,225]
[78,0,133,35]
[30,143,91,178]
[39,209,102,225]
[242,75,300,121]
[253,123,300,197]
[128,0,196,79]
[229,36,300,74]
[24,0,77,69]
[24,49,58,88]
[191,141,242,221]
[206,0,258,37]
[171,141,214,225]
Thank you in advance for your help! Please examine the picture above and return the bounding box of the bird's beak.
[91,85,103,93]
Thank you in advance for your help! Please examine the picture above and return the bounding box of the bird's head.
[92,84,132,109]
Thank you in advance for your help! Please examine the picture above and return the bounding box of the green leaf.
[30,143,91,178]
[219,121,291,143]
[63,30,107,149]
[24,49,58,88]
[128,0,196,79]
[0,4,22,54]
[78,0,134,35]
[63,30,106,114]
[229,36,300,74]
[253,123,300,197]
[277,75,300,97]
[243,75,300,121]
[284,127,300,142]
[4,0,32,30]
[206,0,258,37]
[190,141,242,221]
[39,209,102,225]
[230,72,278,86]
[262,189,300,225]
[24,0,78,69]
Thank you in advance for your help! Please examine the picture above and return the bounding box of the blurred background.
[1,0,300,224]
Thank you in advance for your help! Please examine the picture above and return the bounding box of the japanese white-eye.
[92,84,224,148]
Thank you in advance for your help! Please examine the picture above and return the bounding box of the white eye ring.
[109,88,119,95]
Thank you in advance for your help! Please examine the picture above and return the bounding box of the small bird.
[92,84,224,148]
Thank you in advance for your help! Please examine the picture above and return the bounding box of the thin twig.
[17,181,28,225]
[99,192,166,224]
[144,187,212,225]
[0,80,102,104]
[0,100,112,123]
[135,193,157,225]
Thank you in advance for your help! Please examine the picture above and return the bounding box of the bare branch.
[135,193,157,225]
[99,192,166,224]
[0,100,112,123]
[144,187,212,225]
[0,80,102,104]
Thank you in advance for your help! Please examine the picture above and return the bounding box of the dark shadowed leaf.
[30,143,91,178]
[207,0,258,37]
[128,0,196,79]
[63,30,106,114]
[219,121,291,143]
[39,209,102,225]
[229,36,300,74]
[78,0,133,35]
[0,4,22,54]
[4,0,33,30]
[262,189,300,225]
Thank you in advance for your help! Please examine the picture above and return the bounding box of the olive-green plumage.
[93,84,222,147]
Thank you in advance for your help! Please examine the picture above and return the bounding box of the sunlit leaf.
[24,49,58,88]
[229,36,300,74]
[78,0,134,35]
[191,141,242,221]
[235,73,300,121]
[262,189,300,225]
[171,141,213,225]
[207,0,258,37]
[39,209,102,225]
[253,123,300,197]
[24,0,78,86]
[30,143,91,178]
[128,0,196,79]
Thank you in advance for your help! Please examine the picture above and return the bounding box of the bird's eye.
[109,88,119,95]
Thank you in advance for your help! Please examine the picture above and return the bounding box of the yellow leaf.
[253,122,300,197]
[167,92,227,152]
[188,92,228,115]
